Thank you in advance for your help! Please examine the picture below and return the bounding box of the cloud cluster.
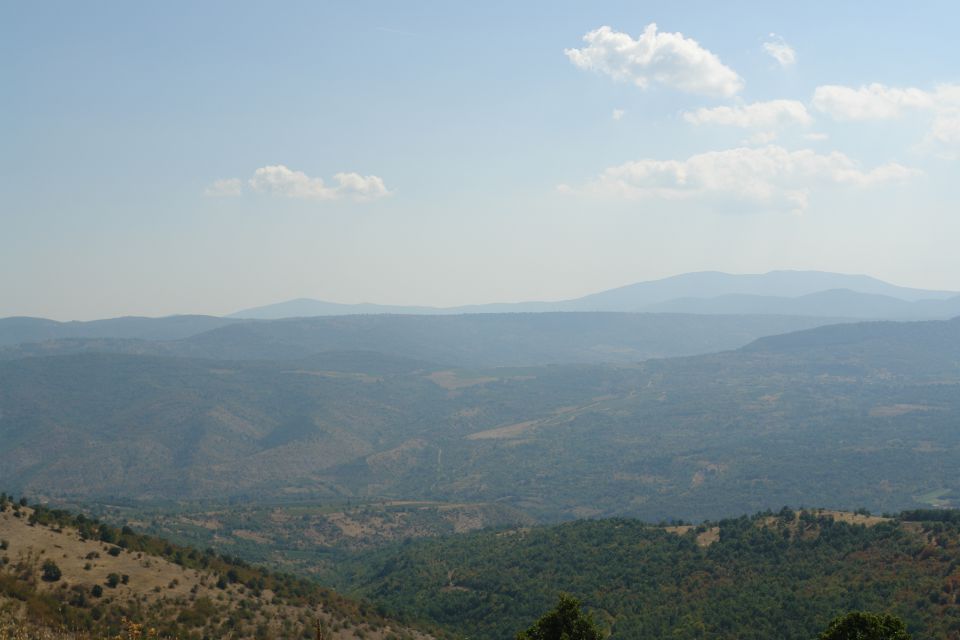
[565,24,744,97]
[561,145,919,213]
[813,82,960,146]
[205,165,390,202]
[763,35,796,67]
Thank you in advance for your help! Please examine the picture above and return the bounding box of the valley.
[3,272,960,638]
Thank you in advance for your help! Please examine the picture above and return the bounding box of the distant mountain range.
[230,270,959,319]
[2,271,957,355]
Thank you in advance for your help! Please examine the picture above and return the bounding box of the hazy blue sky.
[3,1,959,319]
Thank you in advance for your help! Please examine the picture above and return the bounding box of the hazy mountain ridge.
[230,271,958,319]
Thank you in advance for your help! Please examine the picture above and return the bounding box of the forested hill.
[745,315,960,362]
[328,510,960,640]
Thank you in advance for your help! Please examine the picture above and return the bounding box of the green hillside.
[327,510,960,640]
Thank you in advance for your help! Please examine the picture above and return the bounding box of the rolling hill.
[0,312,847,367]
[1,318,960,522]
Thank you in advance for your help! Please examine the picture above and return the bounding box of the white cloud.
[804,132,830,141]
[560,145,919,213]
[812,83,960,151]
[203,178,243,197]
[612,108,626,121]
[812,83,934,120]
[204,165,391,202]
[763,34,796,67]
[565,24,743,97]
[684,99,811,128]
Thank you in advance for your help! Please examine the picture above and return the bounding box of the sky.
[3,1,960,320]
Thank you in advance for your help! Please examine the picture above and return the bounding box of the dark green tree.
[516,594,604,640]
[818,612,911,640]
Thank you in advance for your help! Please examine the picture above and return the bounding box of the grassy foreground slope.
[0,497,431,640]
[330,510,960,640]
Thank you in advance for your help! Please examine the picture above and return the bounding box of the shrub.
[41,560,62,582]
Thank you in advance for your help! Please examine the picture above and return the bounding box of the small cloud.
[248,165,390,201]
[763,34,796,67]
[204,166,391,202]
[804,132,829,141]
[204,178,243,197]
[566,23,743,97]
[612,108,626,121]
[684,99,811,129]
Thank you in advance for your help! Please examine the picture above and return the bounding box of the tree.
[818,612,911,640]
[41,560,62,582]
[516,594,604,640]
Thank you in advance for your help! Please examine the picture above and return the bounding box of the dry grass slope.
[0,501,433,640]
